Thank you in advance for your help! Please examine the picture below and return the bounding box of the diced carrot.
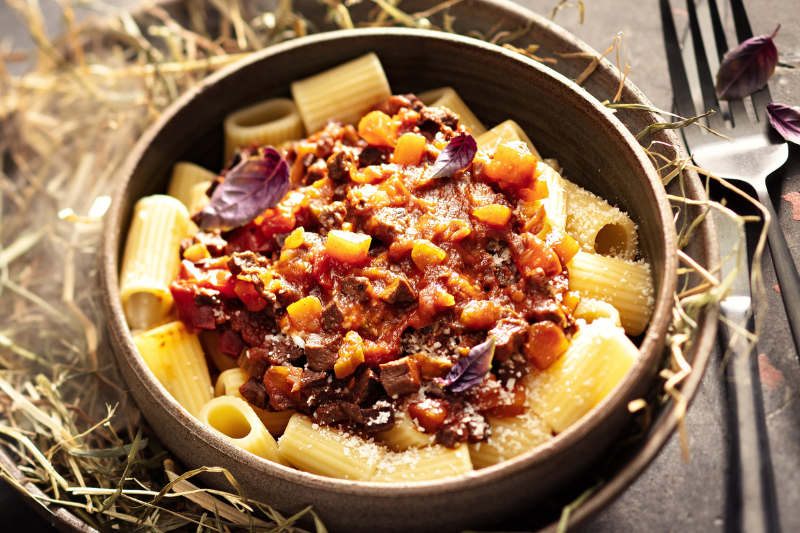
[286,296,322,332]
[411,240,447,269]
[234,278,266,312]
[392,133,427,166]
[459,300,502,330]
[183,242,210,262]
[358,110,399,148]
[325,230,371,264]
[408,398,449,433]
[516,233,562,278]
[562,291,581,313]
[284,227,305,249]
[547,229,580,265]
[524,322,569,370]
[334,331,365,379]
[472,204,512,228]
[486,384,527,418]
[483,142,537,188]
[519,178,549,201]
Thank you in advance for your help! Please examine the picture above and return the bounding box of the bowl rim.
[101,25,679,497]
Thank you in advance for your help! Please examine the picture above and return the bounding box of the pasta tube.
[133,321,213,417]
[279,414,383,480]
[166,162,217,209]
[476,120,542,159]
[291,53,391,133]
[527,319,639,432]
[563,179,638,260]
[372,443,473,482]
[468,412,552,469]
[417,87,487,135]
[198,396,289,466]
[214,367,295,436]
[119,195,189,330]
[573,298,622,328]
[224,98,304,164]
[567,251,654,336]
[537,162,567,231]
[376,409,435,452]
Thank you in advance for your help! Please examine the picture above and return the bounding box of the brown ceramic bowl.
[102,28,677,533]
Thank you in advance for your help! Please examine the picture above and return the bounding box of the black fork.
[661,1,783,533]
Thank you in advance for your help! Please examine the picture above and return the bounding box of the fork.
[662,0,800,354]
[661,1,783,533]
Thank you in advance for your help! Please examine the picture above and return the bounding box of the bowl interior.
[104,28,676,533]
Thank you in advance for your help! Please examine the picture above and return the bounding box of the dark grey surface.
[1,0,799,531]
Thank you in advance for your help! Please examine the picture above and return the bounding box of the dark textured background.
[1,0,799,531]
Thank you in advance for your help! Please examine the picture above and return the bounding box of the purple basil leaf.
[715,24,780,101]
[193,146,290,231]
[429,132,477,179]
[435,336,495,393]
[767,103,800,145]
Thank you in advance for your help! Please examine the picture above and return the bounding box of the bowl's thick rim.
[100,25,678,496]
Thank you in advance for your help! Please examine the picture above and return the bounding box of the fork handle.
[720,298,781,533]
[753,185,800,358]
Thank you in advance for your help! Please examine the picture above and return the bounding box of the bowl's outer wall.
[104,30,677,533]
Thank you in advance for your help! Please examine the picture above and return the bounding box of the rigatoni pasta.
[224,98,304,164]
[119,196,189,330]
[120,55,657,483]
[133,321,213,417]
[291,53,391,133]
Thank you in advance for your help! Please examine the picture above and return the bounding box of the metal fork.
[661,1,783,533]
[663,0,800,353]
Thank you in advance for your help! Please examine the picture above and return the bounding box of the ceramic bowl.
[101,28,677,533]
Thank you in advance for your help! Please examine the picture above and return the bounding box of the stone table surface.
[1,0,799,531]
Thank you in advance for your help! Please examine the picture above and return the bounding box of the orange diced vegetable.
[234,279,266,312]
[284,227,305,249]
[410,353,453,379]
[519,200,546,234]
[459,300,502,330]
[516,233,562,278]
[392,133,427,166]
[358,110,398,148]
[350,165,386,184]
[325,230,371,264]
[411,240,447,269]
[472,204,512,228]
[408,398,449,433]
[483,142,537,188]
[286,296,322,332]
[486,384,527,418]
[466,374,524,416]
[519,178,549,201]
[562,291,581,313]
[547,229,580,264]
[334,331,365,379]
[524,322,569,370]
[183,242,210,262]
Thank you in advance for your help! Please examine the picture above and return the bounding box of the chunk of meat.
[326,152,353,182]
[378,276,417,305]
[362,404,395,432]
[436,403,490,447]
[228,308,279,346]
[358,146,391,167]
[318,201,347,232]
[339,276,371,303]
[417,107,459,139]
[350,368,385,405]
[313,401,349,424]
[321,301,345,332]
[488,318,529,361]
[304,333,343,371]
[375,94,424,116]
[379,357,421,397]
[249,336,303,367]
[238,349,269,380]
[239,378,268,410]
[364,207,409,242]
